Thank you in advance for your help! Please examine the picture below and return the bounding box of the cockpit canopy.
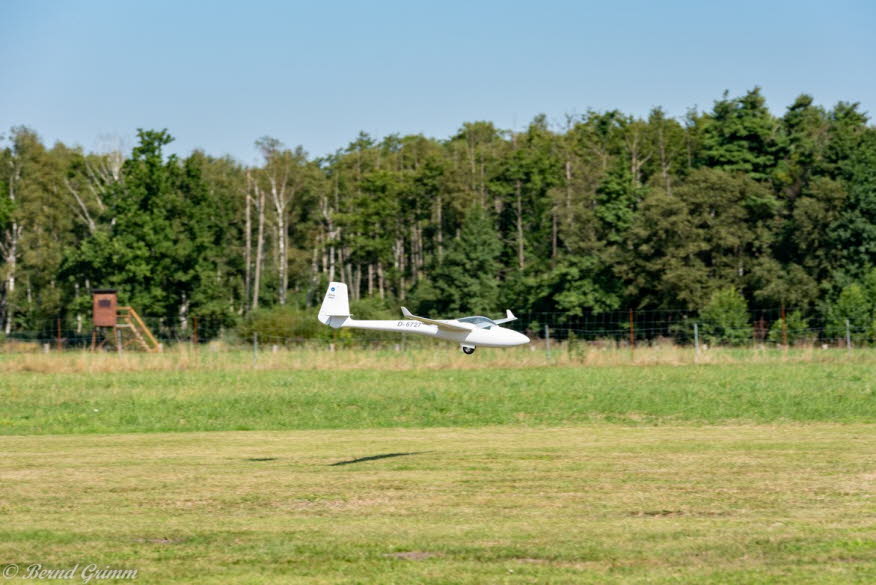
[458,316,497,329]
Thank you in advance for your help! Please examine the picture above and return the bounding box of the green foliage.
[824,278,876,343]
[3,88,876,341]
[237,304,327,343]
[829,131,876,281]
[595,161,642,243]
[238,295,402,346]
[700,287,752,346]
[349,295,397,320]
[514,255,622,318]
[700,87,781,181]
[767,310,813,345]
[417,206,502,316]
[64,130,236,327]
[625,169,776,309]
[0,183,11,227]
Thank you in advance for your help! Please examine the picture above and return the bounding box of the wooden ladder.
[117,306,161,352]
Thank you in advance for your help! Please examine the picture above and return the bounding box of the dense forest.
[2,88,876,342]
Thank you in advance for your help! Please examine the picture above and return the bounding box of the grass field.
[1,349,875,583]
[1,355,874,434]
[3,343,876,374]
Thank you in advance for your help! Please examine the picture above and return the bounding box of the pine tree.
[415,206,502,316]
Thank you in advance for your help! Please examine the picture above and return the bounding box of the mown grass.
[1,425,874,584]
[1,359,874,435]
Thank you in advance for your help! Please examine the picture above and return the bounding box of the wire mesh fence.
[0,308,873,353]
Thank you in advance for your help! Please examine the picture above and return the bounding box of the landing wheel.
[462,346,476,355]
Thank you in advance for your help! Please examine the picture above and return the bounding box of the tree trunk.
[515,180,525,270]
[244,177,253,312]
[3,226,21,335]
[657,125,673,196]
[377,262,385,300]
[394,237,405,299]
[252,184,266,311]
[1,164,21,335]
[565,160,573,234]
[353,264,361,301]
[436,193,444,260]
[1,223,18,335]
[411,225,420,282]
[270,176,288,305]
[328,240,335,282]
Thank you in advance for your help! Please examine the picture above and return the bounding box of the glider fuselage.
[319,282,530,352]
[324,316,528,348]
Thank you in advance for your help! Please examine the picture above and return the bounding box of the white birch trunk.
[244,176,253,312]
[269,176,289,305]
[252,184,266,311]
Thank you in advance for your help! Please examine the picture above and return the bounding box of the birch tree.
[254,137,312,305]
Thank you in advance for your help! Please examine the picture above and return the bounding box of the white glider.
[317,282,530,354]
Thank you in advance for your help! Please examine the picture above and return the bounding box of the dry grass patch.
[3,343,876,374]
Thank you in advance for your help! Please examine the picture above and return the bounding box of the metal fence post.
[545,324,551,360]
[253,332,259,366]
[629,308,635,350]
[845,319,852,351]
[781,304,788,347]
[694,323,700,360]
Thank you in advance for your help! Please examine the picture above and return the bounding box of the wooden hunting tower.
[92,289,118,327]
[90,289,161,353]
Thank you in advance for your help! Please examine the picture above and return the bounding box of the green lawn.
[1,362,874,435]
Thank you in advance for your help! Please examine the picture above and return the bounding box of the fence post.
[781,304,787,347]
[845,319,852,351]
[629,308,635,350]
[545,324,551,360]
[253,332,259,366]
[57,317,62,352]
[192,316,198,347]
[693,323,700,361]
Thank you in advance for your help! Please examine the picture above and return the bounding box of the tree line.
[2,88,875,340]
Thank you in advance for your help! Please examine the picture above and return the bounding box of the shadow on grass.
[245,457,278,462]
[329,452,428,466]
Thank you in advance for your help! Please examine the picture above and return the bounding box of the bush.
[700,287,752,346]
[237,305,327,345]
[823,282,875,344]
[767,310,814,345]
[236,296,406,347]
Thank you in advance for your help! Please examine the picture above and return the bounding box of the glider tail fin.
[494,309,517,325]
[318,282,351,327]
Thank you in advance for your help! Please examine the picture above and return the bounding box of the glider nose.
[512,330,530,345]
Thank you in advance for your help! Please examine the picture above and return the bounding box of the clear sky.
[1,0,873,164]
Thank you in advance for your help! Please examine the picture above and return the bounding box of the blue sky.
[1,0,873,164]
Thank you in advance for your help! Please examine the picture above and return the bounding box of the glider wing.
[400,307,471,332]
